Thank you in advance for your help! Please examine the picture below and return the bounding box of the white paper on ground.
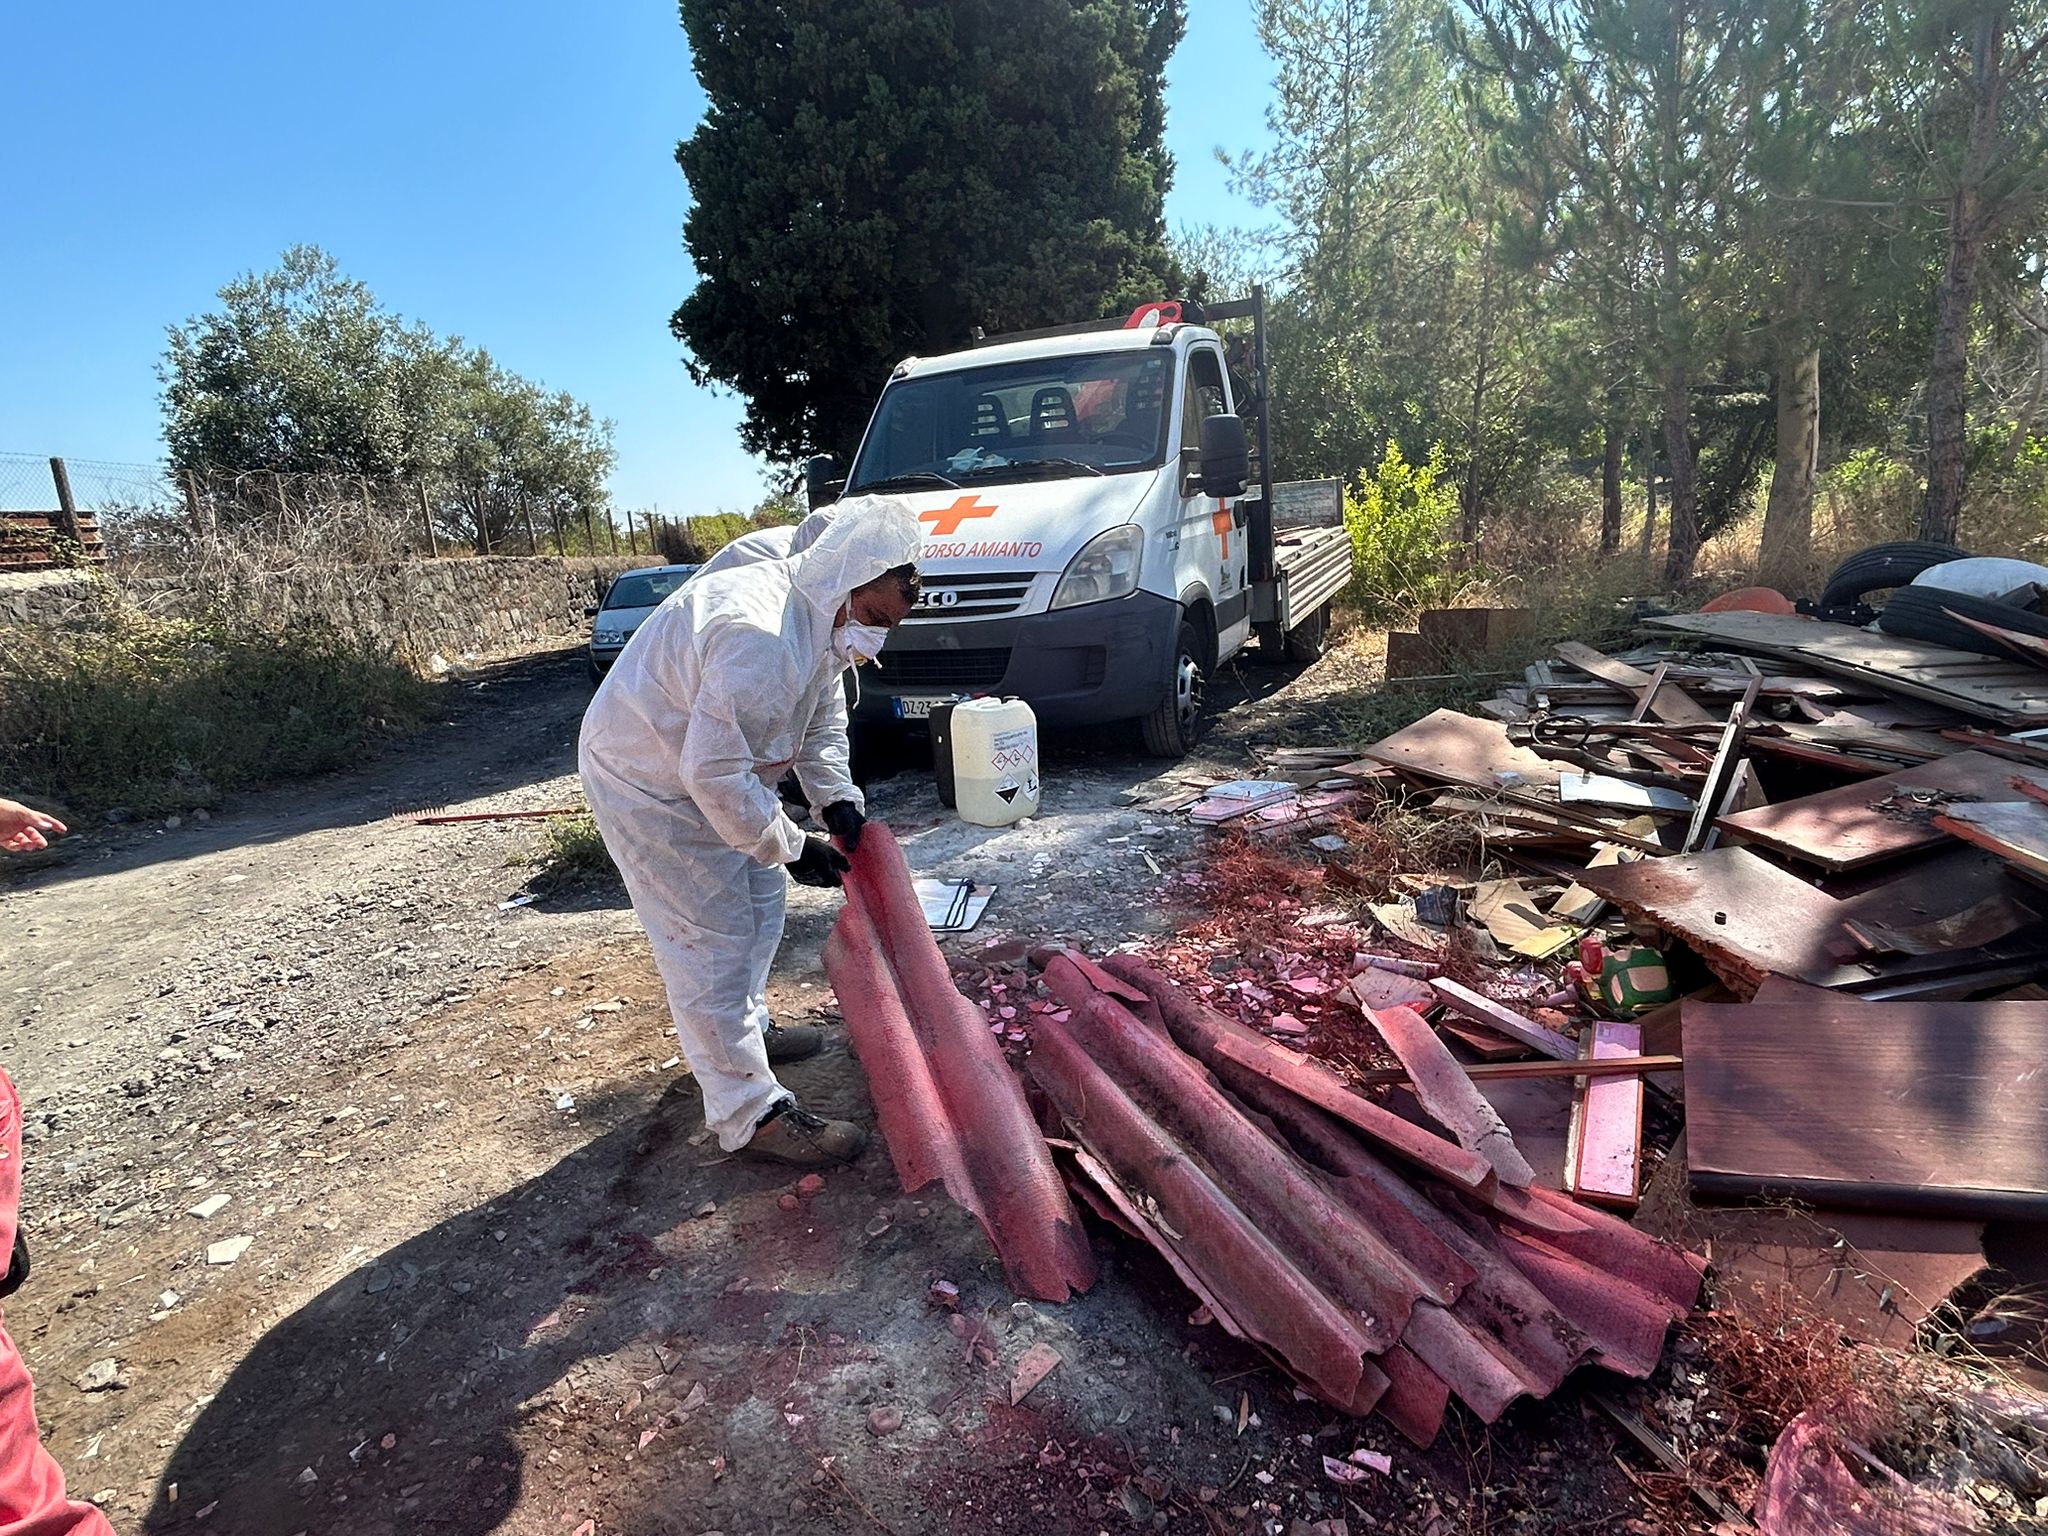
[914,879,995,932]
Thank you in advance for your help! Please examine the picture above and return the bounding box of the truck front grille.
[873,648,1013,690]
[902,571,1036,622]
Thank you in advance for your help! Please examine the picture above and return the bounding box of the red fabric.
[0,1072,117,1536]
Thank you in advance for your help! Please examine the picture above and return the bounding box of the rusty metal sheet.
[1683,1000,2048,1219]
[1718,750,2024,871]
[825,825,1096,1301]
[1577,846,1863,995]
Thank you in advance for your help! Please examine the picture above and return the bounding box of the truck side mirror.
[1198,414,1250,499]
[805,455,844,511]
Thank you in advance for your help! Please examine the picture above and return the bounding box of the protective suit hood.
[785,496,922,618]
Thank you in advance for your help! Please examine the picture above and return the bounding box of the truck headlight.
[594,628,623,646]
[1050,524,1144,610]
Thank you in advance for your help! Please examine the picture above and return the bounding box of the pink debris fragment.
[1322,1455,1370,1484]
[1010,1342,1063,1405]
[1264,1013,1309,1037]
[928,1279,960,1310]
[796,1173,825,1197]
[777,1193,800,1212]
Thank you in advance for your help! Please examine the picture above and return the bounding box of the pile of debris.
[1028,948,1703,1445]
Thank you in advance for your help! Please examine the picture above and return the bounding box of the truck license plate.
[892,696,940,720]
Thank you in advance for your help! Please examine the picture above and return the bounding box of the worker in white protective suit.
[578,498,921,1167]
[696,505,836,575]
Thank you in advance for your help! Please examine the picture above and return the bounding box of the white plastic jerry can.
[950,697,1041,827]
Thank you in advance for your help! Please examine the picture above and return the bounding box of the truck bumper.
[855,590,1179,729]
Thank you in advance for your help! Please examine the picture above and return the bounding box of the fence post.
[521,493,539,555]
[416,479,440,558]
[606,512,617,554]
[181,469,206,540]
[48,457,81,543]
[581,502,597,552]
[625,509,637,554]
[549,503,566,557]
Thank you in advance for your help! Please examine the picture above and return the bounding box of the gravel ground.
[0,629,1655,1536]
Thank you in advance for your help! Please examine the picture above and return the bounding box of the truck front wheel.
[1139,619,1207,757]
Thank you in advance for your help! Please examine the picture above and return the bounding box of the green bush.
[686,512,754,556]
[0,612,438,816]
[1343,441,1462,614]
[535,814,617,882]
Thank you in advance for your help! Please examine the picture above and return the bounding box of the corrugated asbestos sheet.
[823,825,1096,1302]
[1029,952,1704,1445]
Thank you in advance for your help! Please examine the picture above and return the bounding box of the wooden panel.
[1937,799,2048,881]
[1634,1133,1984,1348]
[1682,1000,2048,1218]
[1645,611,2048,725]
[1567,1020,1643,1208]
[1716,750,2025,871]
[1553,641,1715,724]
[1577,846,1862,994]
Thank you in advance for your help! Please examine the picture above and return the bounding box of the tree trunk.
[1460,235,1497,549]
[1759,341,1821,588]
[1600,425,1623,555]
[1661,366,1700,585]
[1919,9,2004,545]
[1640,423,1659,563]
[1922,213,1983,545]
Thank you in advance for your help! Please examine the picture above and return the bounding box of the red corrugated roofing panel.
[823,825,1095,1302]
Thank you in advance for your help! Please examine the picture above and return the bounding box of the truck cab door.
[1177,344,1251,655]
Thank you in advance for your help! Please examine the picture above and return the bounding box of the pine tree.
[671,0,1186,463]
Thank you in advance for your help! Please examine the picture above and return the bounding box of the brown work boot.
[740,1100,867,1167]
[762,1022,823,1064]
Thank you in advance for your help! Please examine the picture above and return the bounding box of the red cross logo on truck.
[918,495,999,537]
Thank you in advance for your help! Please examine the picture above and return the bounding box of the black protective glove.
[788,836,850,889]
[821,800,866,853]
[0,1228,29,1300]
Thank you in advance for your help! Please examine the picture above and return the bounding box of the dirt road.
[0,636,1632,1536]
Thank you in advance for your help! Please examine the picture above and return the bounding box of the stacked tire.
[1819,539,2048,657]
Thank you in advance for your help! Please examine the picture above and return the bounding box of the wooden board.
[1634,1133,1985,1349]
[1566,1019,1643,1209]
[1361,709,1667,851]
[1682,1000,2048,1219]
[1936,798,2048,881]
[1427,978,1578,1060]
[1645,611,2048,725]
[1715,750,2024,872]
[1553,641,1714,724]
[1577,846,1864,994]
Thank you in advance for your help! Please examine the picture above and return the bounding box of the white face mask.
[833,621,890,666]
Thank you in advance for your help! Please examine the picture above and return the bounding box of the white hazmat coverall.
[695,506,836,575]
[577,499,921,1149]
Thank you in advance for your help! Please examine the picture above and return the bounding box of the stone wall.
[0,556,658,667]
[0,570,110,630]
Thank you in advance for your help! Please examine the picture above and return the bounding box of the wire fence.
[0,451,717,577]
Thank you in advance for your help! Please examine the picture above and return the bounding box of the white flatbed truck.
[820,291,1351,757]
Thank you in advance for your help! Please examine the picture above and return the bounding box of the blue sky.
[1,3,1275,514]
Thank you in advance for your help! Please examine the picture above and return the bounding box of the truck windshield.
[847,350,1174,493]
